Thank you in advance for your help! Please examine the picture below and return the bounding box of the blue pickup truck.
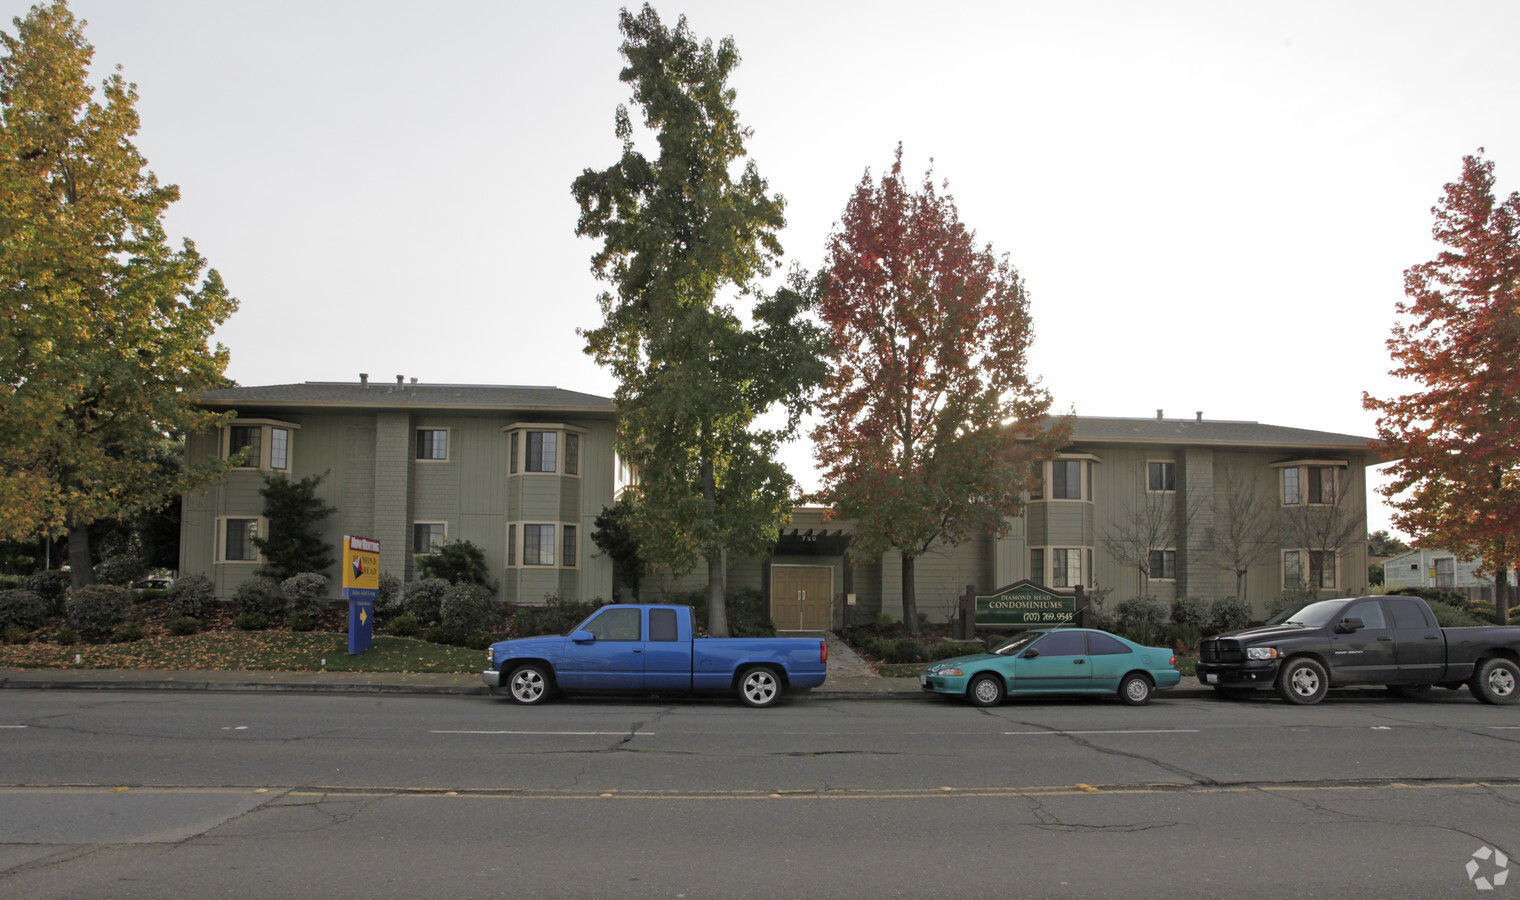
[482,604,828,707]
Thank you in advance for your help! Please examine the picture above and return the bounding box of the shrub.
[438,583,494,643]
[111,620,146,643]
[55,625,77,645]
[386,614,419,637]
[3,624,29,644]
[1170,596,1210,631]
[232,576,283,618]
[418,540,496,590]
[25,570,70,613]
[167,616,200,636]
[1117,596,1168,634]
[685,586,777,637]
[1172,624,1202,654]
[287,610,317,632]
[512,592,597,637]
[929,639,980,660]
[402,578,451,628]
[281,573,330,619]
[0,589,49,631]
[166,574,214,620]
[93,554,145,587]
[234,612,269,631]
[67,585,132,640]
[1207,597,1251,635]
[374,572,404,621]
[1426,600,1489,628]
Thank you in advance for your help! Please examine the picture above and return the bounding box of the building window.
[565,433,580,476]
[1282,468,1301,505]
[1310,550,1336,589]
[1283,550,1334,589]
[523,524,556,566]
[1029,549,1044,586]
[507,524,516,567]
[509,432,518,474]
[1052,548,1081,588]
[269,427,289,470]
[1284,550,1303,588]
[1147,461,1175,492]
[562,525,577,568]
[1149,549,1177,580]
[413,522,446,554]
[1052,460,1083,500]
[229,425,261,469]
[1279,462,1344,506]
[223,421,296,471]
[1307,466,1336,505]
[526,432,557,473]
[217,517,263,563]
[416,429,448,461]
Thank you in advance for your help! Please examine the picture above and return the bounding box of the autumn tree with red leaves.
[813,146,1067,636]
[1364,151,1520,625]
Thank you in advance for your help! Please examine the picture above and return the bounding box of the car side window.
[649,608,678,642]
[1386,598,1431,630]
[1031,631,1086,657]
[1086,632,1130,655]
[1344,601,1387,630]
[585,608,641,641]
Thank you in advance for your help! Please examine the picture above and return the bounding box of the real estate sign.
[342,535,380,654]
[976,582,1075,626]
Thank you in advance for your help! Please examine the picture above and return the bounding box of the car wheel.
[506,663,552,705]
[1275,657,1328,705]
[967,673,1005,708]
[1119,673,1153,706]
[1469,658,1520,706]
[1388,683,1431,700]
[737,666,782,708]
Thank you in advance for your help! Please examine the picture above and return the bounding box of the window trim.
[215,515,267,564]
[415,427,450,462]
[1283,548,1339,590]
[506,520,580,569]
[1030,545,1091,588]
[412,521,448,554]
[501,423,589,478]
[1272,459,1348,507]
[1146,460,1177,493]
[221,419,299,472]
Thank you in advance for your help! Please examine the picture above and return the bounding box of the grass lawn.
[0,630,483,674]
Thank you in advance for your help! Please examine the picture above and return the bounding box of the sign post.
[342,535,380,655]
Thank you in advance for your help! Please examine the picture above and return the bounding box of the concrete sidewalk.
[0,631,1212,700]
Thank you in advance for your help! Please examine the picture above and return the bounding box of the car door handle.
[1378,636,1393,642]
[1074,659,1085,665]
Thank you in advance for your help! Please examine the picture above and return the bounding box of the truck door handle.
[1377,636,1393,642]
[1425,635,1440,640]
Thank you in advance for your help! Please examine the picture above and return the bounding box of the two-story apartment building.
[179,377,618,604]
[643,413,1380,627]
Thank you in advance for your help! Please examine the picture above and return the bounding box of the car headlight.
[1246,647,1279,660]
[935,668,963,677]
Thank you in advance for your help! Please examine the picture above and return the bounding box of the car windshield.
[991,631,1045,656]
[1274,600,1346,629]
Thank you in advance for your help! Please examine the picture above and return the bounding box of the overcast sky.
[12,0,1520,539]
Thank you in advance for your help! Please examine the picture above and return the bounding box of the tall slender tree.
[0,1,238,587]
[572,5,825,635]
[1364,151,1520,624]
[813,145,1067,636]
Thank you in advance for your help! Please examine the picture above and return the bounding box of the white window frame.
[506,521,579,569]
[221,419,299,472]
[215,516,267,564]
[413,521,448,554]
[1273,459,1347,507]
[415,427,450,462]
[502,423,588,478]
[1032,453,1101,503]
[1146,460,1176,493]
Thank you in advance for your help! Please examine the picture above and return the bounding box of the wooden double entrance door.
[770,565,833,631]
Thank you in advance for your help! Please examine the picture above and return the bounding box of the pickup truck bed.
[483,604,828,707]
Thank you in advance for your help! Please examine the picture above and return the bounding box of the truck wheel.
[1388,684,1431,700]
[506,663,552,705]
[967,673,1005,708]
[1275,657,1328,705]
[1119,673,1153,706]
[737,666,782,708]
[1469,658,1520,706]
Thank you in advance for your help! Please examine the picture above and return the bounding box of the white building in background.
[1382,549,1488,590]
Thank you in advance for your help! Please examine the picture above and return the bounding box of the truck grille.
[1199,639,1242,664]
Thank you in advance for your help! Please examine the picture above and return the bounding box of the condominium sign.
[976,582,1075,626]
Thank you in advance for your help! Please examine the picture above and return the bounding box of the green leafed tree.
[1364,151,1520,625]
[251,472,336,582]
[0,1,238,587]
[572,5,826,636]
[813,145,1068,636]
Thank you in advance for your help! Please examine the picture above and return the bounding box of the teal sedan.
[920,628,1182,706]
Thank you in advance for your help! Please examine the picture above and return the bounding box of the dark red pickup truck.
[1196,595,1520,705]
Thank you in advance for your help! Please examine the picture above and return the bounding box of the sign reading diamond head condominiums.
[975,582,1075,626]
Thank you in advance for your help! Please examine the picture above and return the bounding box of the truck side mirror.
[571,630,596,643]
[1335,617,1365,634]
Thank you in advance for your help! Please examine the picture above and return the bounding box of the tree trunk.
[901,551,919,637]
[66,519,93,591]
[1497,565,1510,627]
[700,449,728,637]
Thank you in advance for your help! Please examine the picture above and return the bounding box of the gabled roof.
[1066,416,1377,454]
[195,381,615,416]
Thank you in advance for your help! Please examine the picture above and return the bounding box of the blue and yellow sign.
[976,582,1076,626]
[342,535,380,654]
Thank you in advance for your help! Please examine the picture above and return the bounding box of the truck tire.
[1469,658,1520,706]
[506,662,552,705]
[967,673,1005,708]
[737,666,782,708]
[1119,673,1153,706]
[1275,657,1328,705]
